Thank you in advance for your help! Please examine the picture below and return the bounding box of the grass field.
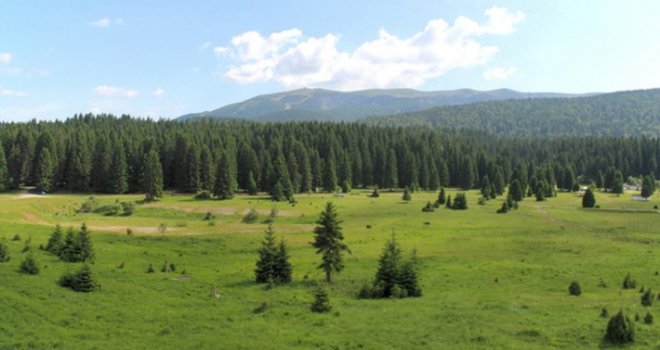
[0,188,659,349]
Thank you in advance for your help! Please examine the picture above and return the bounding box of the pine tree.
[445,194,452,209]
[312,202,350,283]
[402,186,411,201]
[275,239,292,283]
[460,156,475,190]
[19,253,39,274]
[143,149,163,201]
[255,224,278,283]
[480,175,491,199]
[641,175,655,198]
[310,283,332,313]
[246,171,258,195]
[323,151,337,193]
[46,224,65,255]
[35,148,54,192]
[66,137,92,192]
[452,192,468,210]
[77,223,95,263]
[399,250,422,297]
[438,188,446,205]
[0,140,10,192]
[199,147,216,192]
[535,185,545,201]
[109,141,128,194]
[92,136,112,192]
[374,236,402,297]
[611,170,624,194]
[582,188,596,208]
[0,239,10,262]
[605,310,635,344]
[59,264,99,292]
[508,179,523,202]
[385,149,398,191]
[214,152,234,200]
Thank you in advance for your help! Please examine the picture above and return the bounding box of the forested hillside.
[0,115,657,197]
[367,89,660,137]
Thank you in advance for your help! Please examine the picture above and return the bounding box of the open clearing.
[0,189,658,349]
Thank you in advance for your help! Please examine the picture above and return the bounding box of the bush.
[19,254,39,275]
[641,289,653,307]
[477,197,487,206]
[421,201,434,212]
[146,264,155,273]
[59,264,99,292]
[79,196,98,213]
[95,203,121,216]
[194,190,213,200]
[120,202,135,216]
[12,234,20,241]
[402,187,411,201]
[242,208,259,223]
[126,228,133,236]
[496,202,509,214]
[253,302,269,314]
[605,310,635,344]
[568,281,582,296]
[622,273,637,289]
[311,284,332,313]
[203,212,214,221]
[601,307,609,318]
[370,186,380,198]
[644,312,654,325]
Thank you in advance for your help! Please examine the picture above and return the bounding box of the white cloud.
[152,88,165,97]
[0,87,27,97]
[0,53,11,64]
[484,66,519,80]
[90,18,123,28]
[215,7,524,90]
[198,41,213,51]
[94,85,138,98]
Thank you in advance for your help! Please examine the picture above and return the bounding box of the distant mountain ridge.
[366,88,660,137]
[178,88,588,121]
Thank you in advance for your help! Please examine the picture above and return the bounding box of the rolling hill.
[178,88,583,122]
[366,88,660,137]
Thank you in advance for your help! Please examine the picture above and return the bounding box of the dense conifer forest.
[0,115,657,197]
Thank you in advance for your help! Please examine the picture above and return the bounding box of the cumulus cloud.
[90,18,123,28]
[152,88,165,97]
[0,53,11,64]
[0,87,27,97]
[215,7,524,90]
[198,41,212,51]
[484,66,519,80]
[94,85,138,98]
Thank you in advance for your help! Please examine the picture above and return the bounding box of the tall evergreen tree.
[385,148,398,191]
[109,141,128,194]
[255,224,278,283]
[143,149,163,201]
[322,150,337,193]
[508,179,523,202]
[312,202,350,283]
[612,170,624,194]
[246,171,258,195]
[35,148,55,192]
[0,140,9,192]
[582,188,596,208]
[214,152,234,200]
[641,175,655,198]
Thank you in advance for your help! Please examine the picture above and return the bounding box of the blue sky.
[1,0,659,121]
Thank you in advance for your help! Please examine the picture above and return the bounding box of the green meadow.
[1,189,659,349]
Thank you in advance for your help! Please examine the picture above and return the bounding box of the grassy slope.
[0,189,659,349]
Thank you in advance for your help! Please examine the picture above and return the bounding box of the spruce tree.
[214,152,234,200]
[310,284,332,313]
[246,171,258,195]
[385,149,398,191]
[275,239,292,283]
[582,188,596,208]
[452,192,468,210]
[110,141,128,194]
[143,149,163,201]
[535,185,545,201]
[19,253,39,274]
[374,235,402,297]
[0,140,10,192]
[480,175,491,199]
[508,179,523,202]
[605,310,635,344]
[402,186,411,201]
[46,224,64,255]
[255,224,278,283]
[77,223,95,263]
[611,170,624,194]
[438,188,446,205]
[199,147,216,192]
[60,264,99,292]
[445,194,452,209]
[322,152,337,193]
[35,148,54,192]
[641,175,655,198]
[312,202,349,283]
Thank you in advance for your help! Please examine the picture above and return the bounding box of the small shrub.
[654,205,658,209]
[19,254,39,275]
[622,273,637,289]
[477,197,487,205]
[644,312,654,325]
[117,261,124,269]
[598,278,607,288]
[402,187,411,202]
[95,203,121,216]
[366,225,372,229]
[79,196,98,213]
[21,237,32,252]
[496,202,509,214]
[157,224,167,234]
[242,208,259,223]
[568,281,582,296]
[605,310,635,344]
[0,240,10,262]
[59,264,99,292]
[358,283,373,299]
[146,264,155,273]
[370,187,380,198]
[203,212,214,221]
[194,190,213,200]
[120,202,135,216]
[126,228,133,236]
[641,289,653,307]
[311,284,332,313]
[423,221,431,225]
[12,234,20,241]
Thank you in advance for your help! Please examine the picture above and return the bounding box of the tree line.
[0,115,657,199]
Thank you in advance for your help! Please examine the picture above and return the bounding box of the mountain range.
[178,88,587,122]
